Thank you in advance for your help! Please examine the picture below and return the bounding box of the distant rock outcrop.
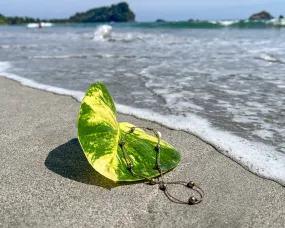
[155,19,166,23]
[69,2,135,22]
[249,11,273,20]
[188,18,200,22]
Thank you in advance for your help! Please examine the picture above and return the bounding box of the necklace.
[119,126,204,205]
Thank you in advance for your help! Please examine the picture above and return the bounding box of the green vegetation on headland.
[0,14,5,24]
[0,7,284,26]
[69,2,135,22]
[0,13,42,24]
[187,11,282,23]
[186,11,283,23]
[0,2,135,24]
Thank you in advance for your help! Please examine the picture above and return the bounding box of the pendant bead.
[187,181,195,188]
[188,196,198,205]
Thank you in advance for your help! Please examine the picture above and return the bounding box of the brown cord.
[119,126,204,205]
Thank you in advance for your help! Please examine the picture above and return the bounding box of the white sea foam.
[224,89,250,96]
[26,22,53,28]
[0,62,10,72]
[116,104,285,186]
[257,53,284,63]
[0,44,41,49]
[0,62,84,101]
[252,129,274,140]
[93,25,113,41]
[219,20,239,26]
[209,20,239,26]
[29,55,88,59]
[1,61,285,186]
[266,18,285,26]
[28,54,139,60]
[93,24,156,43]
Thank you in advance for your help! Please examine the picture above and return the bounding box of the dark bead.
[154,145,160,152]
[188,196,198,205]
[187,181,195,188]
[130,127,135,133]
[127,164,133,170]
[159,182,166,191]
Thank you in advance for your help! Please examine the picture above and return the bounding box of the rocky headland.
[249,11,274,20]
[155,19,166,23]
[0,2,135,24]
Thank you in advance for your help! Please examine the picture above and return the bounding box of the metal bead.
[159,182,166,191]
[127,164,134,170]
[130,127,135,133]
[188,196,198,205]
[187,181,195,188]
[154,145,160,152]
[156,131,162,138]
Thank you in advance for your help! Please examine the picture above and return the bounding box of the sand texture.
[0,77,284,228]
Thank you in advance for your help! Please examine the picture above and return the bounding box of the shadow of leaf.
[45,138,122,190]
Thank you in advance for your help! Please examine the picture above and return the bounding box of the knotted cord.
[119,126,204,205]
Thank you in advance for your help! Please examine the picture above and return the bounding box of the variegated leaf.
[77,82,180,182]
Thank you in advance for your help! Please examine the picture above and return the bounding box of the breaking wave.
[256,53,285,64]
[93,25,151,42]
[0,44,42,49]
[28,55,88,59]
[27,54,144,60]
[93,25,113,41]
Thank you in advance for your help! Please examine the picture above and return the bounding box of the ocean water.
[0,21,285,185]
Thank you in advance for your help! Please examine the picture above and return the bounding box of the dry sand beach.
[0,76,285,228]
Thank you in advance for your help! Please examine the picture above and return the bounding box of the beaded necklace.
[119,126,204,205]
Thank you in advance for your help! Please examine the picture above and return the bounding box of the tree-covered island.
[0,2,135,24]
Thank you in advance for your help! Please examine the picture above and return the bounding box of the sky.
[1,0,285,21]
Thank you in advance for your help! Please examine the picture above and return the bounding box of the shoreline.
[1,72,285,187]
[1,76,285,227]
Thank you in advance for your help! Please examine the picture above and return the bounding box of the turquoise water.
[0,22,285,185]
[22,19,285,29]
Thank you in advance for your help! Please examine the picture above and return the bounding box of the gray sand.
[0,77,284,228]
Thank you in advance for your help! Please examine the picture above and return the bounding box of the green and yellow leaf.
[77,82,180,182]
